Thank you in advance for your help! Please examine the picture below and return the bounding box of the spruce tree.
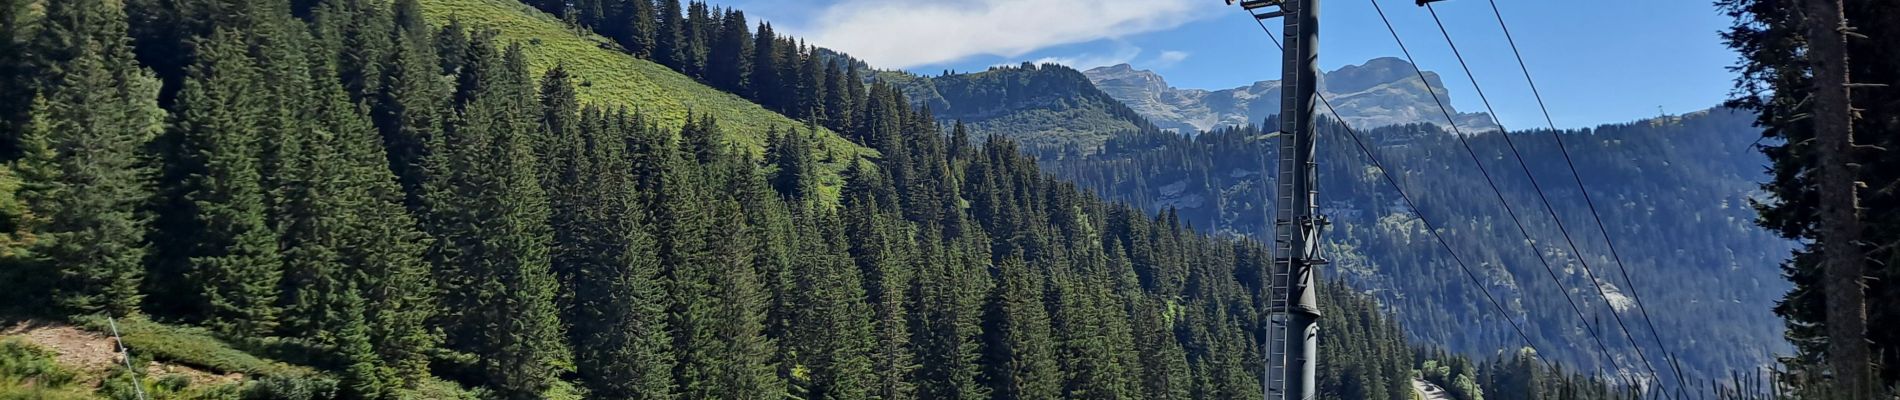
[336,280,389,399]
[842,167,919,400]
[910,228,989,400]
[794,47,826,122]
[680,1,710,79]
[567,124,675,398]
[474,44,571,399]
[707,9,750,93]
[0,0,27,156]
[245,13,318,231]
[789,208,876,400]
[653,0,685,71]
[537,66,581,198]
[766,125,817,201]
[373,0,448,210]
[311,0,392,103]
[611,0,658,59]
[330,57,440,394]
[20,0,165,316]
[749,23,781,111]
[171,29,283,337]
[704,195,786,399]
[979,255,1060,400]
[822,61,855,134]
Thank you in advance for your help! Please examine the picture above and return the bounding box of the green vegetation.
[1720,0,1900,394]
[0,0,1627,399]
[70,317,313,378]
[414,0,856,154]
[1047,111,1791,392]
[0,338,90,400]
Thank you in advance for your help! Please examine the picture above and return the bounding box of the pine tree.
[822,61,855,134]
[707,9,750,93]
[336,281,389,399]
[766,126,817,201]
[311,0,393,103]
[654,0,685,71]
[610,0,657,59]
[171,29,283,337]
[790,208,876,400]
[910,228,990,400]
[841,172,918,400]
[0,0,28,157]
[980,255,1060,400]
[749,23,781,111]
[20,0,165,316]
[373,0,447,210]
[680,1,711,79]
[567,125,675,398]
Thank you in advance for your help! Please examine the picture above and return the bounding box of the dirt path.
[3,320,241,386]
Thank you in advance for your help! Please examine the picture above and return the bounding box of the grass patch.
[413,0,870,159]
[0,338,92,399]
[70,317,313,379]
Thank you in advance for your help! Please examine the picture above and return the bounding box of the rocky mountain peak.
[1083,58,1498,134]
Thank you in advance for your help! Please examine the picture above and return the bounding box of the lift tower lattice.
[1229,0,1323,399]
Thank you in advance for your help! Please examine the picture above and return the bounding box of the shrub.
[0,339,90,399]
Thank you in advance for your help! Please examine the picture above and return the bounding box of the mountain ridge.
[1084,57,1500,134]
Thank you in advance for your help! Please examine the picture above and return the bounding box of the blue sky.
[718,0,1741,130]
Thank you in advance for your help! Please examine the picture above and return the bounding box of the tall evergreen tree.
[793,47,826,121]
[707,9,750,93]
[0,0,28,157]
[537,65,581,197]
[979,255,1061,400]
[766,125,818,201]
[1722,0,1900,389]
[476,44,570,399]
[335,280,389,399]
[822,61,855,134]
[910,227,990,400]
[610,0,658,59]
[653,0,685,71]
[789,208,877,400]
[679,1,711,79]
[555,105,676,399]
[19,0,165,316]
[311,0,393,104]
[749,23,781,111]
[373,0,448,210]
[171,30,283,337]
[423,36,570,398]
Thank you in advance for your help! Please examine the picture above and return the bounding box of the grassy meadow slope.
[415,0,871,189]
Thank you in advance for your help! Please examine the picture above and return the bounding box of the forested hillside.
[1046,109,1792,390]
[879,64,1153,150]
[0,0,1473,398]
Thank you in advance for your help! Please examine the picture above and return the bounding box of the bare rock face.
[1084,57,1500,134]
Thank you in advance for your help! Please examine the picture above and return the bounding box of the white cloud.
[1032,45,1144,69]
[1153,50,1192,68]
[793,0,1210,69]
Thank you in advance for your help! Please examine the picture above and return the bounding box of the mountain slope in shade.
[1085,57,1500,134]
[877,63,1152,150]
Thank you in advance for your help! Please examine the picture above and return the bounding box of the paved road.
[1412,378,1454,400]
